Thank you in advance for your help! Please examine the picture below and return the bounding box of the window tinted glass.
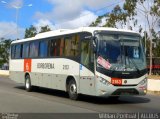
[72,35,79,56]
[22,43,29,58]
[64,37,72,56]
[49,39,60,57]
[29,41,39,58]
[59,38,65,56]
[64,34,80,57]
[15,44,22,58]
[80,33,94,71]
[81,41,90,67]
[39,40,48,58]
[11,45,15,59]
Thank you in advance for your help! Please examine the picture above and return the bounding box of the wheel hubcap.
[26,79,30,89]
[70,84,76,94]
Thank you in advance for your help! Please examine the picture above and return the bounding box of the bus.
[10,27,147,100]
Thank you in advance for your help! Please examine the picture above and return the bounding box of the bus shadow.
[15,86,150,105]
[15,86,68,98]
[78,95,151,105]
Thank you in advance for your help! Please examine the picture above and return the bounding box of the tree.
[152,30,160,57]
[136,0,160,75]
[39,25,51,33]
[24,25,37,38]
[90,0,137,29]
[0,38,11,67]
[90,15,106,27]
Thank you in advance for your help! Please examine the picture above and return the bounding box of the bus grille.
[112,88,139,95]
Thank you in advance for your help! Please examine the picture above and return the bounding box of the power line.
[80,0,124,18]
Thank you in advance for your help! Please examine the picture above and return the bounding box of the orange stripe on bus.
[24,59,32,72]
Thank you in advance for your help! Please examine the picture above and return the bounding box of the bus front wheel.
[25,75,32,92]
[68,80,78,100]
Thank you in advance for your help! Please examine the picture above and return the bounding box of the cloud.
[34,10,97,30]
[34,0,124,30]
[0,21,24,39]
[8,0,23,8]
[47,0,117,10]
[34,0,83,22]
[57,10,98,29]
[34,0,123,23]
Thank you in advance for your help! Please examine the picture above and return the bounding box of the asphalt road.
[0,76,160,118]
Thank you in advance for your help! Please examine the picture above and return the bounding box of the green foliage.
[150,0,160,17]
[24,25,52,38]
[39,25,51,33]
[90,0,138,28]
[24,25,37,38]
[0,38,11,67]
[90,15,106,27]
[152,29,160,57]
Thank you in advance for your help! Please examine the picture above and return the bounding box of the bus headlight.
[139,78,147,85]
[99,77,110,86]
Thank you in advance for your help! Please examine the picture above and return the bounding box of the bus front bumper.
[96,81,147,97]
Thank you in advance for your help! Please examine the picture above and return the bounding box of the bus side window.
[81,41,89,67]
[49,39,60,57]
[72,35,80,56]
[64,35,80,57]
[39,40,48,58]
[56,39,61,56]
[22,43,29,58]
[15,44,22,59]
[64,37,72,56]
[60,38,65,56]
[81,40,94,71]
[11,45,15,59]
[29,41,39,58]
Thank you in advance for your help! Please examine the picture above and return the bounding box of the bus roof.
[11,27,139,44]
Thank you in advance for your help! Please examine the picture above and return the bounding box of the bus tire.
[25,75,32,92]
[68,79,78,100]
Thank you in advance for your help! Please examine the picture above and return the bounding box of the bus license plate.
[111,78,122,85]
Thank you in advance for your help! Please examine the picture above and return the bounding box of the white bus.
[10,27,147,100]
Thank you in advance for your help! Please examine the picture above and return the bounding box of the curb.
[147,90,160,96]
[147,79,160,93]
[0,75,9,79]
[0,70,9,76]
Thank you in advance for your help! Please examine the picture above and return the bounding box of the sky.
[1,0,159,40]
[0,0,125,39]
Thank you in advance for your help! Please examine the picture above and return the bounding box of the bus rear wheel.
[68,80,78,100]
[25,75,32,92]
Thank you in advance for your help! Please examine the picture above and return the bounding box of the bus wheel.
[25,75,32,92]
[68,80,78,100]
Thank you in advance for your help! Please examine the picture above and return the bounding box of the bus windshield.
[96,33,146,71]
